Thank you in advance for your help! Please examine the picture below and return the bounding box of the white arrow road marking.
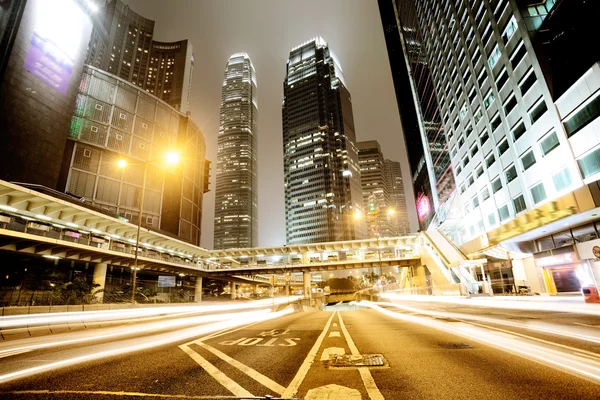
[328,331,341,337]
[320,347,345,361]
[305,384,361,400]
[195,341,286,395]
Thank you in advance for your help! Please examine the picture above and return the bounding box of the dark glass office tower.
[214,53,258,249]
[282,37,364,245]
[378,0,456,230]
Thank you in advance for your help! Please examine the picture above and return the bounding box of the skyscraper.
[86,0,193,114]
[282,37,364,245]
[213,53,258,249]
[384,159,410,235]
[378,0,455,230]
[357,141,392,238]
[383,0,600,295]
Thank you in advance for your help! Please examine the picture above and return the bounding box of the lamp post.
[117,151,181,304]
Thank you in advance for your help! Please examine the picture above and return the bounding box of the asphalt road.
[1,300,600,399]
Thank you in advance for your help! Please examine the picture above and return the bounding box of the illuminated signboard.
[23,0,87,95]
[417,194,431,221]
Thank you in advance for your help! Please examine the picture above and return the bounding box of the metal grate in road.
[328,354,386,368]
[438,343,474,349]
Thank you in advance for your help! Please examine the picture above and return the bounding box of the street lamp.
[117,150,181,303]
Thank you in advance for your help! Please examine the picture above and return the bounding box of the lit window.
[563,91,600,137]
[552,168,572,192]
[577,147,600,179]
[501,15,518,44]
[530,182,547,204]
[487,44,502,69]
[484,90,495,109]
[499,204,510,221]
[539,131,559,156]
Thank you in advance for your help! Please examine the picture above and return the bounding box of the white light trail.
[0,308,294,384]
[361,301,600,384]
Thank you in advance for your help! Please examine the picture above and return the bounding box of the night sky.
[124,0,418,248]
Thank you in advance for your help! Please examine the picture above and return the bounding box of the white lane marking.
[195,341,286,395]
[329,331,341,337]
[0,349,32,359]
[338,313,385,400]
[305,384,361,400]
[179,344,253,397]
[282,311,336,398]
[0,389,239,398]
[320,347,345,361]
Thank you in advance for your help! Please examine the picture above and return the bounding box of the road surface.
[1,299,600,399]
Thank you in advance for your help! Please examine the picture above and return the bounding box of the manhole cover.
[329,354,386,367]
[439,343,473,349]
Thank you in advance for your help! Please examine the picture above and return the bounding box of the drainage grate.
[329,354,386,367]
[439,343,473,349]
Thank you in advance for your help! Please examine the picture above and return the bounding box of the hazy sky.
[124,0,418,248]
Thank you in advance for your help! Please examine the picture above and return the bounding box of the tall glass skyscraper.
[384,159,410,235]
[282,37,365,245]
[213,53,258,249]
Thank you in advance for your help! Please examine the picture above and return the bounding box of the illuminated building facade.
[283,37,365,245]
[213,53,258,250]
[357,141,392,238]
[381,0,600,295]
[0,0,94,188]
[65,65,209,246]
[384,159,410,235]
[86,0,193,114]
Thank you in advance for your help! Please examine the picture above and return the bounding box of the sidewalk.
[380,293,600,316]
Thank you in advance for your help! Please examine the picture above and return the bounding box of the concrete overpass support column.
[195,277,202,303]
[231,282,236,300]
[285,284,290,297]
[413,266,427,294]
[303,271,311,299]
[93,263,107,303]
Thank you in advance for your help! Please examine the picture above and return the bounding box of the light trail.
[373,301,600,345]
[0,297,300,329]
[361,301,600,384]
[0,309,277,356]
[380,292,600,316]
[0,307,294,384]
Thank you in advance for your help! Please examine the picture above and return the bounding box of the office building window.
[469,87,477,104]
[504,93,517,115]
[495,68,509,90]
[529,97,548,124]
[474,107,483,124]
[488,44,502,69]
[470,144,478,157]
[487,212,497,227]
[498,137,509,155]
[498,204,510,221]
[510,41,527,68]
[578,147,600,179]
[521,149,536,171]
[482,187,490,201]
[486,152,496,167]
[511,120,526,142]
[519,68,537,95]
[530,182,547,204]
[539,131,559,156]
[459,136,465,147]
[492,176,503,193]
[480,130,489,144]
[472,196,479,208]
[563,91,600,137]
[552,167,572,192]
[491,114,502,131]
[502,15,518,44]
[484,90,495,109]
[505,165,517,182]
[513,194,527,214]
[476,165,484,178]
[478,67,488,87]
